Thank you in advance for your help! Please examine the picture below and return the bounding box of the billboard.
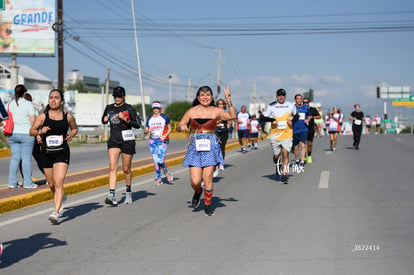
[0,0,56,55]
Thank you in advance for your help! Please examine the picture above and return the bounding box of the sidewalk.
[0,141,241,214]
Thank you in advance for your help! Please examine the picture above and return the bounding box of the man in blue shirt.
[292,94,311,168]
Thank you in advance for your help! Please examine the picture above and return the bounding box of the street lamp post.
[168,75,172,105]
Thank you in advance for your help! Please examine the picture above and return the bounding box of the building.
[0,63,53,90]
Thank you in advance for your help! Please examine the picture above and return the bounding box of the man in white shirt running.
[263,89,297,184]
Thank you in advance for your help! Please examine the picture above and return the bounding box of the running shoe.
[219,165,224,171]
[254,145,258,150]
[333,147,336,152]
[105,194,118,206]
[59,193,67,213]
[23,183,38,189]
[8,185,17,189]
[124,192,132,204]
[307,156,313,164]
[48,211,60,225]
[281,175,288,184]
[155,178,163,185]
[213,167,219,177]
[166,173,174,182]
[191,188,202,208]
[204,204,215,216]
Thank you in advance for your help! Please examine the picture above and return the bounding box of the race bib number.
[46,135,63,147]
[122,130,135,141]
[196,139,211,151]
[277,120,287,130]
[355,119,362,125]
[151,130,161,139]
[299,113,306,120]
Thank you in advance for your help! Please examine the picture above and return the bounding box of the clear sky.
[2,0,414,120]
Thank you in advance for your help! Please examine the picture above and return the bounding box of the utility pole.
[213,48,225,100]
[384,100,387,135]
[253,80,257,104]
[168,74,172,105]
[10,54,18,88]
[131,0,146,122]
[57,0,64,91]
[187,78,192,102]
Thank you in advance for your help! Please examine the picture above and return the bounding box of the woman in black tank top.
[30,89,78,224]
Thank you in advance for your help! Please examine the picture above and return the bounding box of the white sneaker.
[48,211,60,224]
[213,167,219,177]
[166,173,174,182]
[124,192,132,204]
[23,183,38,189]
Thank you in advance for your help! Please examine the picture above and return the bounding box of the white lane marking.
[395,138,403,143]
[319,171,330,189]
[326,151,332,155]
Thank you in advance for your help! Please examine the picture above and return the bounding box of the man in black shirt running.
[349,104,365,150]
[303,98,321,163]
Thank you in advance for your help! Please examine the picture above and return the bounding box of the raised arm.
[222,85,236,120]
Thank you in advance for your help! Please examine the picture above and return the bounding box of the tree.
[164,101,192,121]
[66,80,85,92]
[400,125,413,134]
[132,104,152,120]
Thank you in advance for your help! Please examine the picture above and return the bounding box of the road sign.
[0,0,4,10]
[392,98,414,102]
[392,101,414,107]
[379,86,410,99]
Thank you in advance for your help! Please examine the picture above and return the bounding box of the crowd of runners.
[230,88,371,185]
[2,84,376,223]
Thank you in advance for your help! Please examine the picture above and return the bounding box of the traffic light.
[376,86,380,98]
[384,114,388,122]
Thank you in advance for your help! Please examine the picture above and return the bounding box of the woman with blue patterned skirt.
[178,86,236,216]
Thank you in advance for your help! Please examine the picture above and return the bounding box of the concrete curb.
[0,141,241,214]
[0,148,10,158]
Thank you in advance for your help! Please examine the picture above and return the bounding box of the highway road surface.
[0,134,413,274]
